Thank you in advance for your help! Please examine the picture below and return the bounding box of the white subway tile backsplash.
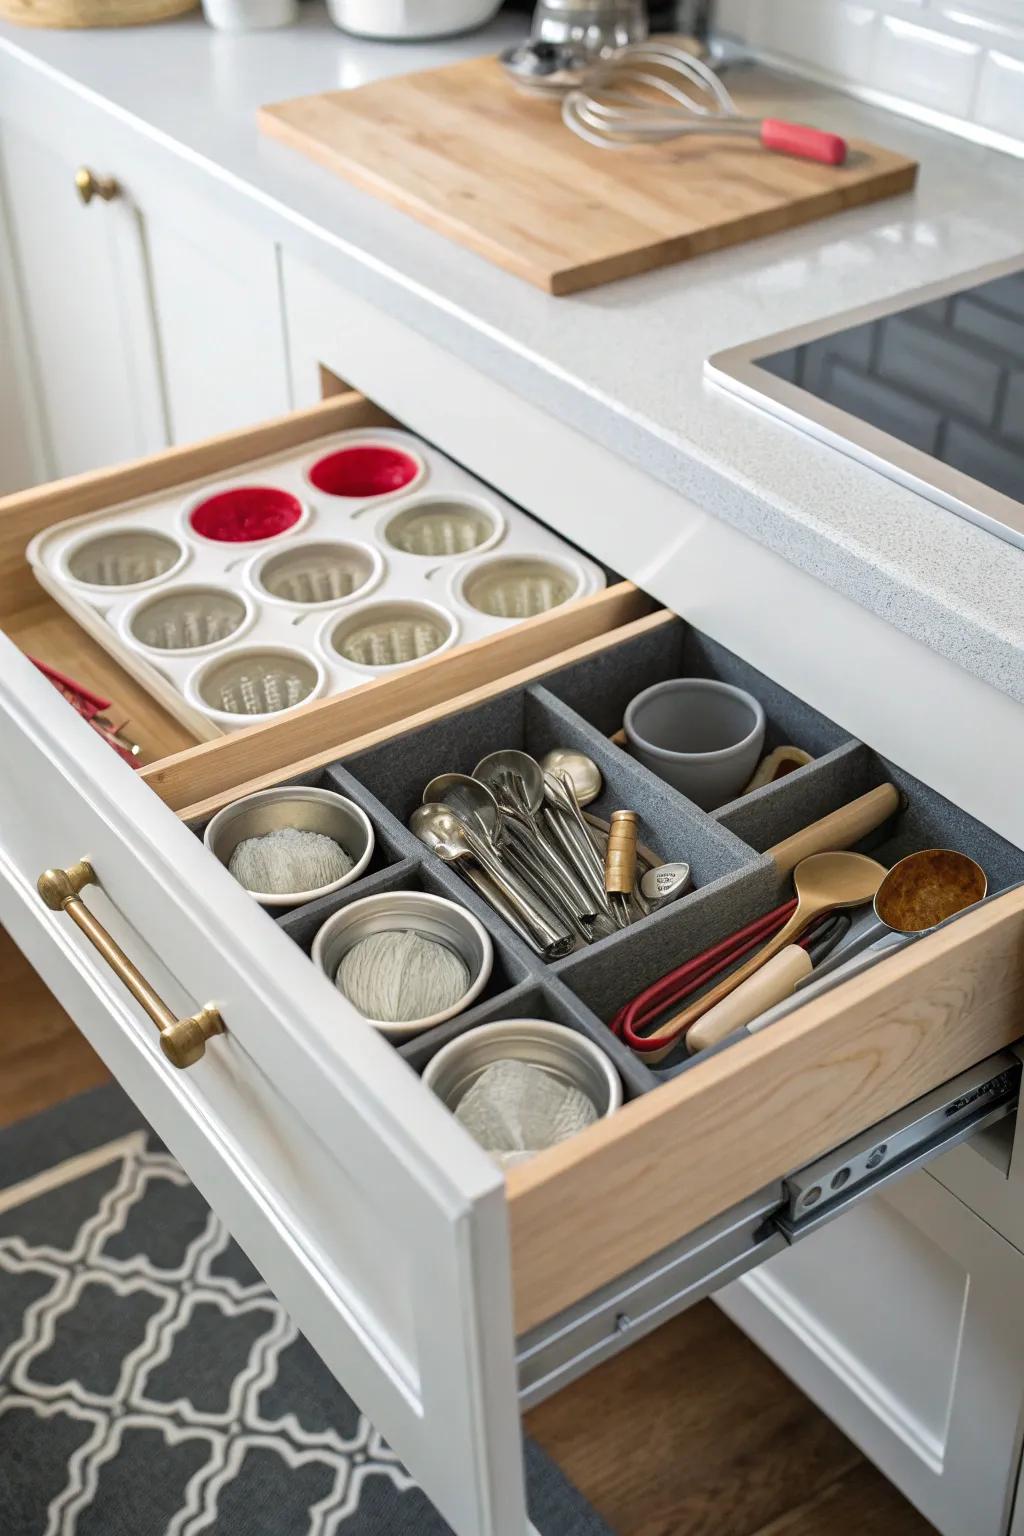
[722,0,1024,150]
[762,0,877,77]
[975,49,1024,136]
[873,15,982,115]
[941,9,1024,58]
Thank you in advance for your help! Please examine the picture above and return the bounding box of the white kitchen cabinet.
[0,171,45,494]
[144,193,290,445]
[0,121,290,485]
[718,1171,1024,1536]
[0,121,169,481]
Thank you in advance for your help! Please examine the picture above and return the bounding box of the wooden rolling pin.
[766,783,900,876]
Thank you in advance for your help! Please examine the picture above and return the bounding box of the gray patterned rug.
[0,1082,612,1536]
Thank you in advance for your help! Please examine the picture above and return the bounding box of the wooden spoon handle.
[640,904,811,1051]
[686,944,814,1053]
[767,783,900,876]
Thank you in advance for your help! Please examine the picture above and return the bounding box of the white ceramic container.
[327,0,502,39]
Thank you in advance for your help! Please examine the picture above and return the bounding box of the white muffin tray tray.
[28,427,605,739]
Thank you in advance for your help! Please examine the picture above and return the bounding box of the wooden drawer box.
[3,398,1024,1536]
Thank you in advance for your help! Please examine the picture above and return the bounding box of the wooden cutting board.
[260,55,918,296]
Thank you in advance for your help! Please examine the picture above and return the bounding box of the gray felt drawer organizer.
[192,617,1024,1094]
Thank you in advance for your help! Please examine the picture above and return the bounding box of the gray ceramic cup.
[623,678,766,810]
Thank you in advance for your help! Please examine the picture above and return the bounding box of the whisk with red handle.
[562,43,847,166]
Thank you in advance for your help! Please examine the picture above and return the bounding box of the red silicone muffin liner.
[308,443,421,500]
[188,486,304,544]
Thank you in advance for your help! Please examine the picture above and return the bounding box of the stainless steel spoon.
[427,770,593,939]
[539,748,603,808]
[474,750,597,918]
[410,803,574,959]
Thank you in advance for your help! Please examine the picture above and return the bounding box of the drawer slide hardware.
[37,860,224,1069]
[517,1054,1019,1408]
[779,1053,1021,1241]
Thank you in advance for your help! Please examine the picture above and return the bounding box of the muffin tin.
[186,616,1024,1108]
[28,427,605,739]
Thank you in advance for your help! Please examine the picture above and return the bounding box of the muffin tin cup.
[60,527,190,593]
[29,426,607,735]
[247,538,386,610]
[118,583,257,658]
[452,549,593,622]
[182,485,311,547]
[319,597,460,674]
[378,492,506,561]
[185,643,327,727]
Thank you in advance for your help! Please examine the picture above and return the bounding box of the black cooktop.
[757,269,1024,503]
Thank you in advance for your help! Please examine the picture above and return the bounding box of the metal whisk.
[559,43,847,164]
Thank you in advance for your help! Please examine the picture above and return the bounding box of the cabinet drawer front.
[507,885,1024,1333]
[0,637,528,1536]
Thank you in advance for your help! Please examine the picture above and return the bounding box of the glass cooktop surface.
[706,258,1024,552]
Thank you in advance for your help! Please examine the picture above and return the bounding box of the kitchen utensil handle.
[462,863,541,951]
[524,816,599,918]
[464,828,574,955]
[686,944,813,1053]
[641,904,811,1052]
[760,118,847,165]
[37,860,224,1069]
[767,783,900,876]
[544,807,613,916]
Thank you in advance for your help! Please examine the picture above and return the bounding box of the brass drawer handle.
[37,860,224,1070]
[74,167,120,206]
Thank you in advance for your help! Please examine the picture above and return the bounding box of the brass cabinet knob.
[74,167,120,206]
[37,859,225,1070]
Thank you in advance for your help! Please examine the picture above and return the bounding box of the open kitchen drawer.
[3,401,1024,1536]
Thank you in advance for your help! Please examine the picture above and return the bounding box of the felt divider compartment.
[556,741,1024,1076]
[399,977,654,1099]
[188,611,1024,1106]
[274,856,529,1008]
[719,741,1024,889]
[539,615,852,812]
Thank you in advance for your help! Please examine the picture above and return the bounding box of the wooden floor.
[1,931,936,1536]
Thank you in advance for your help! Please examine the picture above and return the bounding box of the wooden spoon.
[638,851,887,1058]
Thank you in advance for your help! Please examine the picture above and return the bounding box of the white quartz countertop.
[2,7,1023,699]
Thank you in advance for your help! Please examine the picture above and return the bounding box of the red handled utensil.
[562,43,847,166]
[31,657,141,766]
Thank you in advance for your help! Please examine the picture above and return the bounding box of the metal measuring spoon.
[640,862,692,909]
[808,846,989,986]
